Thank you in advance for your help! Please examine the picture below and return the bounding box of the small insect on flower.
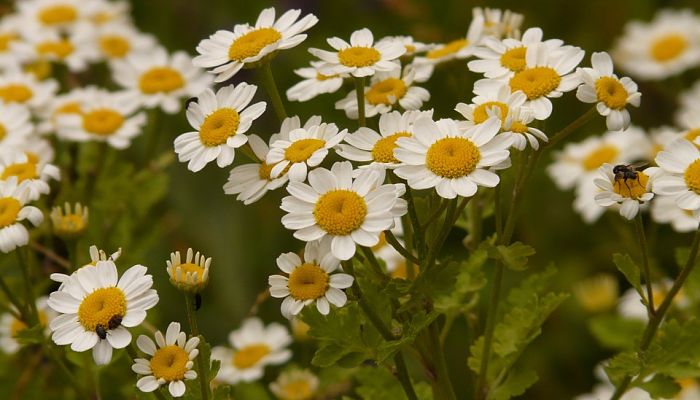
[594,163,656,220]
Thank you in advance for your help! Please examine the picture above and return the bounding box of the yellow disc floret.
[199,108,240,147]
[1,161,38,182]
[233,344,271,369]
[0,197,21,228]
[279,380,314,400]
[595,77,628,110]
[228,28,282,61]
[82,109,124,136]
[684,159,700,194]
[38,5,77,26]
[313,190,368,236]
[371,132,411,163]
[99,35,131,58]
[138,67,184,94]
[500,46,527,72]
[426,137,481,178]
[288,263,329,301]
[426,39,468,59]
[338,47,381,67]
[650,34,688,62]
[0,84,33,104]
[613,172,649,199]
[365,78,407,105]
[509,67,561,100]
[77,287,127,332]
[0,34,16,52]
[284,139,325,163]
[150,345,190,381]
[582,145,618,171]
[473,101,508,124]
[36,40,74,58]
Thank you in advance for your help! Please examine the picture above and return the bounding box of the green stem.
[420,198,449,230]
[403,215,416,280]
[428,322,458,400]
[494,174,503,239]
[634,214,655,316]
[404,186,425,257]
[474,260,504,400]
[16,248,37,325]
[143,109,162,166]
[543,107,597,149]
[394,352,419,400]
[259,62,287,122]
[45,343,88,398]
[360,246,389,283]
[354,76,366,127]
[468,195,483,251]
[611,227,700,400]
[384,230,420,265]
[0,275,27,319]
[85,142,109,206]
[185,295,209,400]
[424,197,471,274]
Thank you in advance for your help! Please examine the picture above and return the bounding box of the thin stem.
[611,227,700,400]
[543,106,597,149]
[404,186,425,257]
[44,343,88,398]
[394,352,419,400]
[29,241,71,271]
[428,322,458,400]
[0,275,27,319]
[385,230,420,265]
[360,246,389,283]
[354,76,366,127]
[259,61,287,122]
[420,198,449,230]
[494,174,503,239]
[403,215,416,280]
[16,248,37,324]
[143,109,162,166]
[634,214,655,316]
[424,197,471,273]
[474,260,504,400]
[185,295,209,400]
[468,195,483,251]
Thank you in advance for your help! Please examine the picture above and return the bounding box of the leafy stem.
[185,294,210,400]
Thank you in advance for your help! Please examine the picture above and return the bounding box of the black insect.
[96,325,107,340]
[108,315,123,330]
[613,162,647,192]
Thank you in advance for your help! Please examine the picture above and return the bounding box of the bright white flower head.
[647,126,682,161]
[266,118,346,182]
[0,16,34,69]
[24,26,99,72]
[132,322,200,398]
[413,15,484,66]
[376,35,430,58]
[0,296,55,354]
[212,318,292,384]
[87,0,131,26]
[56,90,146,149]
[286,61,345,102]
[281,161,407,260]
[455,82,527,127]
[593,163,656,220]
[174,83,266,172]
[47,260,158,365]
[49,244,122,286]
[613,9,700,81]
[17,0,86,32]
[166,248,211,293]
[0,178,42,253]
[0,69,58,110]
[394,116,512,199]
[334,65,430,119]
[0,103,34,148]
[337,110,433,169]
[500,107,548,151]
[37,86,101,134]
[223,134,289,205]
[472,7,523,40]
[576,52,641,131]
[269,240,354,318]
[651,195,700,232]
[0,152,60,201]
[89,22,157,62]
[112,47,212,114]
[194,7,318,82]
[654,138,700,214]
[269,369,320,400]
[309,28,405,78]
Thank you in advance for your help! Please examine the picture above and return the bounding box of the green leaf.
[212,385,232,400]
[605,351,641,386]
[431,247,487,313]
[491,368,539,400]
[493,242,536,271]
[14,324,46,345]
[637,375,681,399]
[231,382,272,400]
[613,253,643,297]
[644,319,700,378]
[588,315,645,350]
[355,366,431,400]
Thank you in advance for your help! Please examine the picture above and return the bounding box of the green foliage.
[355,366,433,400]
[588,315,645,351]
[183,337,219,400]
[637,375,681,399]
[231,382,271,400]
[612,253,643,298]
[491,368,539,400]
[14,324,46,345]
[488,242,536,271]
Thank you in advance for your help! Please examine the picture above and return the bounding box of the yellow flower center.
[99,35,131,58]
[473,101,508,124]
[56,101,82,117]
[138,67,184,94]
[288,263,329,301]
[24,60,53,80]
[684,159,700,194]
[426,39,468,59]
[315,73,337,81]
[405,44,416,54]
[0,33,17,52]
[258,162,276,180]
[10,310,48,337]
[582,145,619,171]
[37,40,74,58]
[650,34,688,62]
[279,380,314,400]
[53,214,86,236]
[1,161,38,182]
[0,84,33,104]
[172,263,206,284]
[613,171,649,199]
[38,5,77,26]
[338,47,381,67]
[426,137,481,178]
[150,345,190,381]
[510,121,529,134]
[500,46,527,72]
[684,129,700,146]
[371,132,411,163]
[365,78,407,105]
[198,108,240,147]
[77,287,127,332]
[284,139,326,163]
[0,123,5,140]
[0,198,21,229]
[228,28,281,61]
[595,77,628,110]
[82,109,124,136]
[509,67,561,100]
[313,190,368,236]
[232,344,271,369]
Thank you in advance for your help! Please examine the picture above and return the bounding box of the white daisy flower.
[269,240,353,318]
[675,114,700,150]
[468,27,564,79]
[309,28,405,78]
[49,244,122,286]
[194,7,318,82]
[334,65,430,119]
[394,115,512,199]
[212,318,292,384]
[651,195,700,232]
[56,90,146,149]
[281,161,406,260]
[286,61,345,102]
[573,177,608,224]
[0,103,34,148]
[37,86,101,134]
[594,163,655,220]
[132,322,199,398]
[266,119,346,182]
[473,8,524,39]
[0,16,34,69]
[0,296,55,354]
[89,22,157,62]
[87,0,131,26]
[576,52,641,131]
[612,9,700,80]
[174,83,266,172]
[377,35,430,59]
[17,0,85,31]
[223,134,289,205]
[270,369,320,400]
[647,126,682,161]
[0,68,58,110]
[24,26,98,72]
[475,42,584,119]
[676,79,700,126]
[500,106,548,151]
[455,82,527,126]
[413,15,484,66]
[47,259,158,365]
[0,178,42,253]
[654,138,700,213]
[0,152,59,201]
[336,110,432,168]
[166,248,211,293]
[112,47,212,114]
